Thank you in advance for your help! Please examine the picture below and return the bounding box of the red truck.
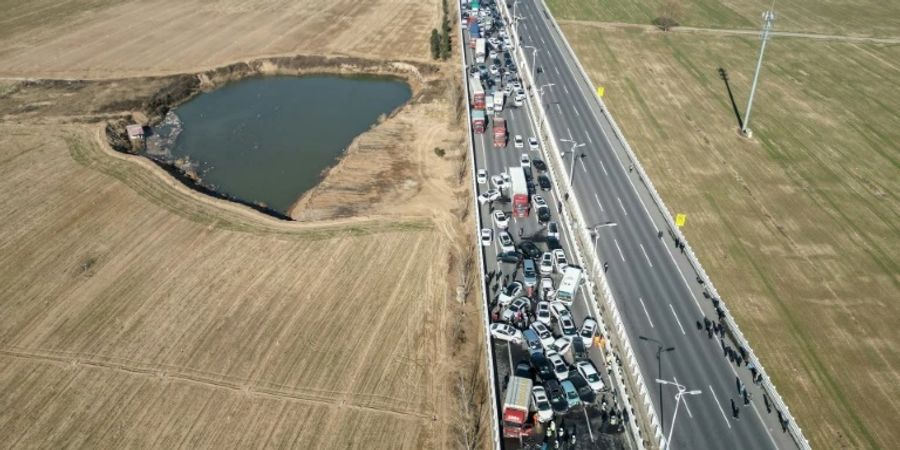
[471,109,485,134]
[502,376,534,438]
[509,166,530,218]
[493,117,506,148]
[471,77,485,110]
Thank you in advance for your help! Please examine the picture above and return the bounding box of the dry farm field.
[0,0,490,448]
[547,0,900,448]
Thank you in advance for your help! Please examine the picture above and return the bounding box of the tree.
[440,28,451,60]
[430,28,441,60]
[653,0,684,31]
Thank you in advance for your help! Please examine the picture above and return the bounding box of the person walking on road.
[603,262,609,272]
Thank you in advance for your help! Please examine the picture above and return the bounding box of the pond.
[149,75,411,214]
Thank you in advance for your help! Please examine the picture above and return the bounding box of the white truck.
[475,38,486,64]
[493,91,504,113]
[556,267,582,306]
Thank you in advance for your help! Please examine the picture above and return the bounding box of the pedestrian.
[658,230,664,239]
[628,164,633,172]
[603,262,609,272]
[570,433,576,445]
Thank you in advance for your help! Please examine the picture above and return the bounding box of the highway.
[502,1,800,449]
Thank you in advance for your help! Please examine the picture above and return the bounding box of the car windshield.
[588,373,601,382]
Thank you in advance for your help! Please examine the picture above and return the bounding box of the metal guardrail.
[535,1,811,448]
[500,1,658,448]
[456,4,503,449]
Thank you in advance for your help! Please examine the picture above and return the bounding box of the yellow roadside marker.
[596,86,605,97]
[675,213,687,228]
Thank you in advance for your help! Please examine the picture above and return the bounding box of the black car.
[546,237,563,251]
[530,353,554,381]
[533,159,547,172]
[518,241,542,260]
[545,379,569,414]
[572,336,590,362]
[537,206,552,224]
[538,174,551,191]
[497,251,523,264]
[515,361,534,378]
[570,373,597,404]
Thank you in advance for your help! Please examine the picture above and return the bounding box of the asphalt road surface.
[499,0,801,449]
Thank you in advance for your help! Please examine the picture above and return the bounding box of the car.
[502,297,530,322]
[544,379,569,414]
[513,96,524,107]
[523,329,543,355]
[530,353,554,381]
[514,135,524,148]
[539,252,554,275]
[550,301,572,321]
[478,189,501,205]
[517,241,542,259]
[547,222,559,240]
[489,50,498,60]
[498,231,515,253]
[533,159,547,171]
[580,318,599,347]
[512,81,522,91]
[552,249,568,272]
[532,386,554,422]
[532,194,548,209]
[492,210,509,229]
[576,360,606,392]
[537,206,551,224]
[546,236,562,251]
[570,373,597,404]
[522,259,538,289]
[489,65,499,76]
[477,169,487,184]
[535,301,552,325]
[530,322,555,348]
[540,277,556,301]
[571,335,589,363]
[489,323,522,343]
[490,174,507,190]
[538,174,551,191]
[480,228,493,246]
[559,315,578,338]
[561,380,581,409]
[498,281,523,305]
[515,361,533,378]
[547,350,569,380]
[520,153,531,168]
[496,251,523,264]
[528,137,539,151]
[551,337,571,356]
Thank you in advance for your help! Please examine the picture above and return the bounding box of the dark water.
[166,76,411,213]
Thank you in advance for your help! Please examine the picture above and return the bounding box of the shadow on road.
[718,67,744,130]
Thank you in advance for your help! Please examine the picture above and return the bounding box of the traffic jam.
[463,0,628,447]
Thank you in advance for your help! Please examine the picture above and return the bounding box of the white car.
[489,64,499,76]
[490,323,523,344]
[580,318,598,347]
[513,96,524,107]
[529,136,539,151]
[520,153,531,168]
[489,50,498,60]
[490,174,506,190]
[553,249,568,272]
[532,194,548,209]
[576,361,605,392]
[559,315,578,338]
[540,277,556,300]
[478,189,501,205]
[547,222,559,240]
[532,386,554,422]
[547,350,569,380]
[514,135,524,148]
[498,230,515,253]
[498,281,523,305]
[550,301,572,321]
[551,337,571,356]
[480,228,493,246]
[492,210,509,229]
[530,322,555,348]
[502,297,530,322]
[535,301,552,325]
[477,169,487,184]
[539,252,554,275]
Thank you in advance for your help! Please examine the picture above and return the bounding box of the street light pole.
[560,139,585,189]
[656,379,702,450]
[588,222,617,256]
[522,45,539,88]
[741,9,776,138]
[536,83,554,129]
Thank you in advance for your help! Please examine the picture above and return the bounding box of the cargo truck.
[509,166,530,218]
[475,38,486,63]
[556,267,582,306]
[493,91,504,112]
[471,109,485,134]
[502,376,534,438]
[492,118,507,148]
[468,23,480,48]
[471,77,485,110]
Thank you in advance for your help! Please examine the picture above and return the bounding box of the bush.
[434,147,446,158]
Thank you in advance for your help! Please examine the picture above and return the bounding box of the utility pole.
[741,9,776,138]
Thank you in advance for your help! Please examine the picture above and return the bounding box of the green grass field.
[547,0,900,37]
[546,1,899,447]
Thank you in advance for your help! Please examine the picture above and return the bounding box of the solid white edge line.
[669,303,686,335]
[638,297,654,328]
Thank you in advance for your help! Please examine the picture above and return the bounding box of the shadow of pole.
[719,67,744,130]
[639,336,676,434]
